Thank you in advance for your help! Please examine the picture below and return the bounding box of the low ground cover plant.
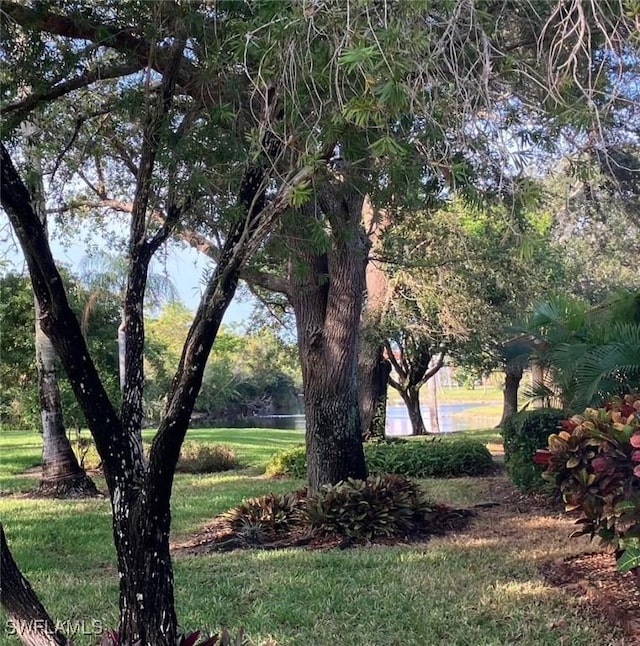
[221,474,467,544]
[265,438,494,479]
[538,394,640,584]
[73,437,239,474]
[306,474,460,540]
[177,441,238,473]
[501,408,566,491]
[221,490,306,543]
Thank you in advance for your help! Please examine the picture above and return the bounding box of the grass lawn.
[0,428,619,646]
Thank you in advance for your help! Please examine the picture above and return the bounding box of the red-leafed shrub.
[542,394,640,584]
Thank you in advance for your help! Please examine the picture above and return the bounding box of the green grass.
[387,384,504,406]
[0,428,616,646]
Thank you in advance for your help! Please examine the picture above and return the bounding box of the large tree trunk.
[293,269,368,491]
[291,186,369,493]
[498,362,523,426]
[399,386,428,435]
[0,524,70,646]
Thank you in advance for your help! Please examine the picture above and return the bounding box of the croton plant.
[535,394,640,583]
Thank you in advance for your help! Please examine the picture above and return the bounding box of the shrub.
[365,439,494,478]
[501,408,566,491]
[540,394,640,582]
[306,473,460,541]
[221,490,306,543]
[264,445,306,478]
[266,439,494,479]
[176,441,238,473]
[73,437,102,470]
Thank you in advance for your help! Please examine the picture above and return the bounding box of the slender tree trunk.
[358,199,391,440]
[35,305,99,496]
[426,376,441,433]
[359,347,391,441]
[0,524,70,646]
[498,362,523,426]
[118,308,126,391]
[22,119,98,497]
[370,357,391,440]
[399,386,428,435]
[531,362,545,409]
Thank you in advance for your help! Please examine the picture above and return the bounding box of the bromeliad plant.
[539,394,640,584]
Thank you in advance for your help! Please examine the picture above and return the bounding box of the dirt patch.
[450,477,640,642]
[541,553,640,641]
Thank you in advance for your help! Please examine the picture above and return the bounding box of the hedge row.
[265,438,495,479]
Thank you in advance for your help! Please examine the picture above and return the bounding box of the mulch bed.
[541,552,640,642]
[172,508,474,555]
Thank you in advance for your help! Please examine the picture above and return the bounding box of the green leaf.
[370,135,406,159]
[614,499,639,513]
[288,182,313,208]
[618,536,640,550]
[338,45,380,70]
[616,548,640,572]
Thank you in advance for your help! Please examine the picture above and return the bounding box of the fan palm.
[526,292,640,413]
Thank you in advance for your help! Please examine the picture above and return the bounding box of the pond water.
[211,402,499,435]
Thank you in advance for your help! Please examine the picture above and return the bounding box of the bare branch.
[241,267,291,295]
[1,62,142,119]
[418,350,447,389]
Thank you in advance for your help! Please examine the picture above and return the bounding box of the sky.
[0,216,256,326]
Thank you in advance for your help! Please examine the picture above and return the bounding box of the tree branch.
[3,2,150,63]
[418,349,447,389]
[121,36,185,436]
[3,1,198,96]
[1,62,142,121]
[240,267,291,296]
